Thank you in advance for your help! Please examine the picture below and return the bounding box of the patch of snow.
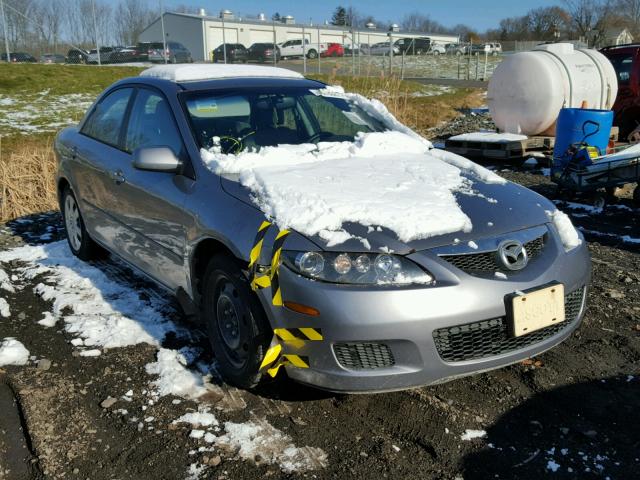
[448,131,528,143]
[145,348,209,400]
[140,64,303,83]
[468,240,479,250]
[173,410,219,428]
[546,210,582,250]
[494,272,507,279]
[185,462,207,480]
[461,429,487,441]
[547,460,561,472]
[0,338,30,366]
[0,241,177,348]
[214,419,328,473]
[38,311,57,328]
[79,349,101,357]
[0,268,14,292]
[190,430,205,439]
[524,157,538,166]
[0,298,10,318]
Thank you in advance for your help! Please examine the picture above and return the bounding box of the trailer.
[552,143,640,208]
[444,132,555,161]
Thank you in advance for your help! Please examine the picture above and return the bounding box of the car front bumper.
[257,229,591,393]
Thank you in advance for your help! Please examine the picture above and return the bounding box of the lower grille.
[334,342,395,370]
[441,235,545,273]
[433,288,586,362]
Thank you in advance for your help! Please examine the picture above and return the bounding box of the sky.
[164,0,561,32]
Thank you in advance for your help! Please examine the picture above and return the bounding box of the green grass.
[0,63,145,95]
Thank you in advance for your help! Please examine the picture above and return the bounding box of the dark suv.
[247,43,280,63]
[393,37,432,55]
[212,44,248,63]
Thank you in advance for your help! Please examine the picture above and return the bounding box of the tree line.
[2,0,639,55]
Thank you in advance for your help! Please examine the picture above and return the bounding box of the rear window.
[608,54,634,85]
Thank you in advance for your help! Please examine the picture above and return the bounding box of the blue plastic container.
[553,108,613,160]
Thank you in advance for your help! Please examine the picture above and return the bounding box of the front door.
[114,87,194,291]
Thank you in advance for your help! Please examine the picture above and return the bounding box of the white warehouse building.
[138,11,459,62]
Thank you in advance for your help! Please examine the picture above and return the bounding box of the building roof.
[146,11,458,40]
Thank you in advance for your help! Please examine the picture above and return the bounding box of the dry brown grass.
[0,135,58,222]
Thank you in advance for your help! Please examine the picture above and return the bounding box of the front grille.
[433,288,585,362]
[333,342,395,370]
[441,235,545,273]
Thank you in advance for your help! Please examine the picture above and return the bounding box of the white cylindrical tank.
[487,43,618,136]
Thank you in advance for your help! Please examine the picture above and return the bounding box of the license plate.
[508,283,565,337]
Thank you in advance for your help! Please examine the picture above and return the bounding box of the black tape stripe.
[271,273,280,299]
[272,231,290,254]
[288,328,323,340]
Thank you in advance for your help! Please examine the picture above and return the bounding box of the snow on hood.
[201,86,506,246]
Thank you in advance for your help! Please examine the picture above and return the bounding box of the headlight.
[281,250,434,286]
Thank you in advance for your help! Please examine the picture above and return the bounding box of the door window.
[81,88,133,147]
[125,88,184,157]
[609,54,634,85]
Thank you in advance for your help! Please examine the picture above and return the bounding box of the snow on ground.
[140,64,303,82]
[448,131,528,143]
[0,338,30,366]
[0,268,14,292]
[460,429,487,441]
[0,298,10,318]
[212,418,328,473]
[0,91,93,135]
[202,90,505,246]
[0,240,327,474]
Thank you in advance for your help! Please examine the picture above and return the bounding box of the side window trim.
[80,86,135,152]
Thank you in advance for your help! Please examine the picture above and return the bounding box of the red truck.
[601,44,640,141]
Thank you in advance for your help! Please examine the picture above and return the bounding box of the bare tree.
[115,0,154,45]
[401,11,448,33]
[615,0,640,35]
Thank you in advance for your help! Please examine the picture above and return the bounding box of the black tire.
[61,186,102,261]
[307,49,318,59]
[201,254,272,389]
[633,185,640,207]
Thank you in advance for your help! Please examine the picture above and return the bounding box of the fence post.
[221,16,227,63]
[302,25,306,75]
[317,25,321,74]
[483,50,488,80]
[273,21,277,65]
[92,0,101,65]
[400,51,405,79]
[457,54,460,79]
[475,52,479,79]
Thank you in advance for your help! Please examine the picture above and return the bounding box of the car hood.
[220,172,554,255]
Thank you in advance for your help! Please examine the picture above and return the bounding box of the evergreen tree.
[272,12,281,21]
[331,6,348,26]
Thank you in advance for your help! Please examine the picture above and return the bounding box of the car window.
[609,54,634,85]
[183,88,386,152]
[81,88,133,147]
[125,89,184,156]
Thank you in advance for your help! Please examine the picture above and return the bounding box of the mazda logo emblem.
[497,240,528,271]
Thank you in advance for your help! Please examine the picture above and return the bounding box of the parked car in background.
[601,44,640,140]
[429,43,446,55]
[394,37,432,55]
[212,43,248,63]
[446,43,470,55]
[471,43,502,55]
[137,42,165,62]
[278,39,327,59]
[247,43,280,63]
[87,47,118,64]
[356,43,371,55]
[66,48,89,64]
[487,42,502,55]
[1,52,37,62]
[40,53,66,64]
[321,43,344,57]
[149,41,192,63]
[110,46,146,63]
[55,64,590,392]
[369,42,400,56]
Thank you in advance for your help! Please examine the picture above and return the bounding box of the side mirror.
[132,146,182,173]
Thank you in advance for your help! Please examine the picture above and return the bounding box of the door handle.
[111,169,126,185]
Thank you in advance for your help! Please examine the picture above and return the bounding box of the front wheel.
[307,49,318,59]
[61,187,102,260]
[201,255,272,389]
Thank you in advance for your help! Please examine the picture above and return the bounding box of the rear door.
[74,87,134,251]
[114,86,194,290]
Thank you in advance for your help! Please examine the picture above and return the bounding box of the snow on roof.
[140,64,304,83]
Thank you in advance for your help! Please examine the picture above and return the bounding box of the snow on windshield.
[201,86,505,245]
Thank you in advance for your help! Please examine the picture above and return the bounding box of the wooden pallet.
[444,136,555,160]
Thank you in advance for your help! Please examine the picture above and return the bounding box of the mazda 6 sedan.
[54,65,590,392]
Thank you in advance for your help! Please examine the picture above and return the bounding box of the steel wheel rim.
[216,280,249,367]
[64,195,82,251]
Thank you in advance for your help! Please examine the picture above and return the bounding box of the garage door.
[207,26,239,51]
[249,29,274,44]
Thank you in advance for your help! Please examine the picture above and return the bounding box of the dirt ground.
[0,162,638,480]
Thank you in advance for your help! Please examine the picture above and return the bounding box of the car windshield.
[183,87,386,153]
